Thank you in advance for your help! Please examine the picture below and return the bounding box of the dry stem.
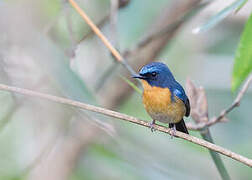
[187,75,252,131]
[0,83,251,167]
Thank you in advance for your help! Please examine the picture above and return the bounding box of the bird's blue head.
[133,62,175,87]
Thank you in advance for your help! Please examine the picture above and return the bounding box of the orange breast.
[142,80,186,123]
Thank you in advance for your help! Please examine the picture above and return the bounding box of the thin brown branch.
[68,0,122,62]
[77,15,109,44]
[68,0,137,77]
[187,74,252,131]
[77,0,130,45]
[0,83,251,167]
[215,74,252,121]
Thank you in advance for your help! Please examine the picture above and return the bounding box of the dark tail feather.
[169,119,189,134]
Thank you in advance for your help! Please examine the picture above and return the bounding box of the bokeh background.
[0,0,252,179]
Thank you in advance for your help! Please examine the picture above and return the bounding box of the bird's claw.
[170,126,176,139]
[149,121,156,132]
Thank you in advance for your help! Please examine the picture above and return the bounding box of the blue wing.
[173,85,190,117]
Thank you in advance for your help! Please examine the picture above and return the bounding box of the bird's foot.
[170,126,176,139]
[149,120,156,132]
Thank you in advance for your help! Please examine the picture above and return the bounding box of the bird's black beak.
[132,74,145,79]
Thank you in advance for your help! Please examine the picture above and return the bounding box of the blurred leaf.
[235,0,248,13]
[0,176,24,180]
[120,76,141,94]
[41,0,61,18]
[91,143,120,160]
[0,103,17,133]
[232,13,252,91]
[193,0,247,34]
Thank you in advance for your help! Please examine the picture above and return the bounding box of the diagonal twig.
[76,0,130,46]
[77,15,109,45]
[211,74,252,124]
[187,74,252,131]
[0,83,251,167]
[68,0,122,60]
[68,0,137,77]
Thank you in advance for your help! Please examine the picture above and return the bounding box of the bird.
[133,62,190,134]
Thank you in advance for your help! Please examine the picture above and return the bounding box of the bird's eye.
[151,72,157,77]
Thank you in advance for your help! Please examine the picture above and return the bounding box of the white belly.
[149,112,174,124]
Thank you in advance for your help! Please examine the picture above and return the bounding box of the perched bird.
[133,62,190,134]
